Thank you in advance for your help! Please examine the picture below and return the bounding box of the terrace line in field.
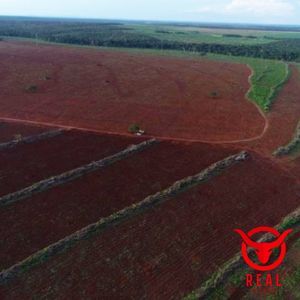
[0,140,238,269]
[1,151,299,299]
[0,130,145,197]
[0,151,248,284]
[0,138,158,207]
[0,128,64,151]
[273,121,300,157]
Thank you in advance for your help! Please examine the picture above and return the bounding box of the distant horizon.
[1,15,300,28]
[1,0,300,26]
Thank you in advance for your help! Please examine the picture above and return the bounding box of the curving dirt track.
[239,65,300,155]
[0,40,265,142]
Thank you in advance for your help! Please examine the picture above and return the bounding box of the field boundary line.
[0,129,64,151]
[0,151,249,283]
[0,116,266,145]
[0,138,158,207]
[184,205,300,300]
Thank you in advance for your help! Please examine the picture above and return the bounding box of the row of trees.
[0,20,299,61]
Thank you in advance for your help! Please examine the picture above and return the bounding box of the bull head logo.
[235,228,292,268]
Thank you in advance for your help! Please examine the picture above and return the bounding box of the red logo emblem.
[235,226,292,271]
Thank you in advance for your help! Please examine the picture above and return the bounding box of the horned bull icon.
[235,228,293,265]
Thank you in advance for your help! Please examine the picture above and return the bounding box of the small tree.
[13,134,22,141]
[26,85,38,93]
[128,123,140,134]
[210,90,219,98]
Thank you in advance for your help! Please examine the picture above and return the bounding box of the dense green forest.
[0,19,300,62]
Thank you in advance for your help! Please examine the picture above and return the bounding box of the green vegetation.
[247,59,288,111]
[1,18,300,61]
[128,123,141,134]
[201,54,288,111]
[129,24,276,45]
[25,84,38,93]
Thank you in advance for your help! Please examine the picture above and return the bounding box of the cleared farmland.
[0,140,237,269]
[0,40,265,142]
[0,129,143,197]
[0,153,299,299]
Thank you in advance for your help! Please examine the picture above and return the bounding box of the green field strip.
[0,151,249,284]
[0,128,64,151]
[183,206,300,300]
[203,54,289,112]
[0,138,158,207]
[127,24,277,45]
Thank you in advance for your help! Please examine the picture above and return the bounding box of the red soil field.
[0,129,141,197]
[0,40,265,142]
[0,141,237,269]
[240,66,300,156]
[288,156,300,178]
[1,153,299,299]
[0,121,47,142]
[280,155,300,182]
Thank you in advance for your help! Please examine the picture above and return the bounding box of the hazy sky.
[0,0,300,25]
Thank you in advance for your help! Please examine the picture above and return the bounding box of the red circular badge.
[235,226,292,272]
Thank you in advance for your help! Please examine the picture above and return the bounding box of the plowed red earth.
[0,141,236,269]
[241,66,300,155]
[1,154,299,299]
[0,130,141,196]
[0,121,46,142]
[288,156,300,178]
[0,40,265,141]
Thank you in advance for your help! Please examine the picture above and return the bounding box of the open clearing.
[0,40,266,142]
[0,139,237,269]
[1,152,299,299]
[0,38,299,300]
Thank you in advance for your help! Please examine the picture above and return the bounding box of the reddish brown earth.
[0,40,265,142]
[0,121,47,142]
[0,141,237,269]
[288,156,300,178]
[240,66,300,156]
[1,153,299,300]
[0,130,141,197]
[0,40,299,300]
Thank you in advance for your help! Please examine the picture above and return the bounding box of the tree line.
[0,20,299,62]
